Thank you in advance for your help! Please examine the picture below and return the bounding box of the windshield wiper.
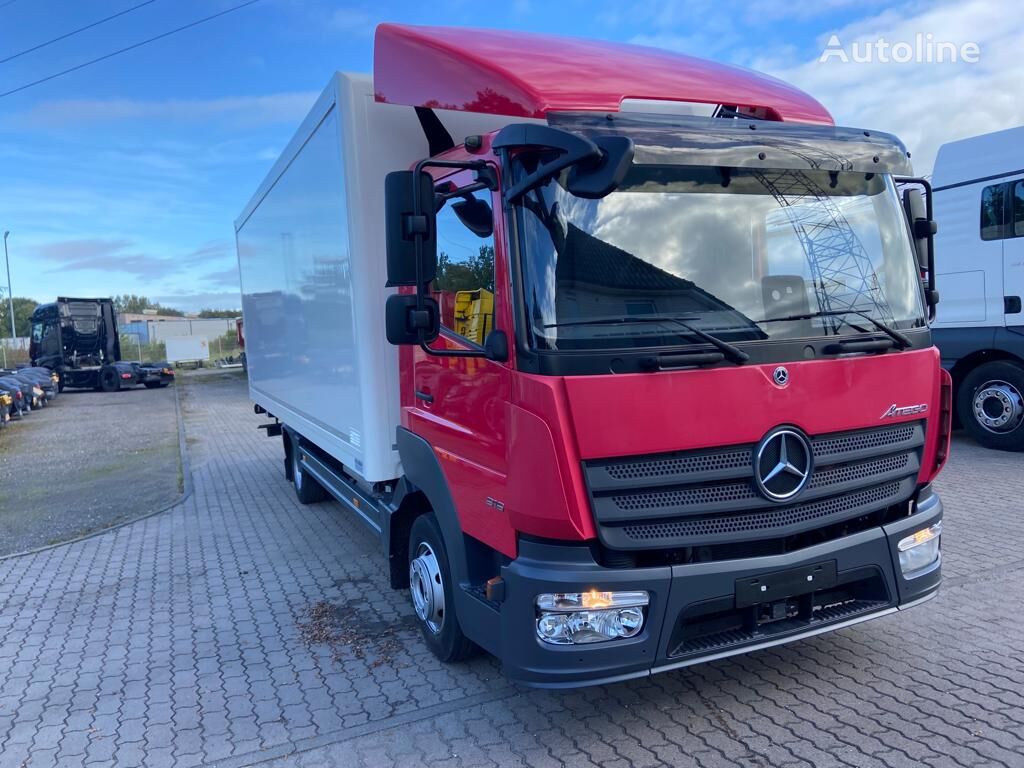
[542,315,750,364]
[754,309,913,349]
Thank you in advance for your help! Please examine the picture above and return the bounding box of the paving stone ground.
[0,370,1022,768]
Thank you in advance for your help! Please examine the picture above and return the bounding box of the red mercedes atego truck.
[236,24,950,687]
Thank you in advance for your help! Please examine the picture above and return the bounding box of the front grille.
[584,421,924,552]
[615,480,909,546]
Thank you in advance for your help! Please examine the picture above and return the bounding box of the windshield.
[517,163,926,352]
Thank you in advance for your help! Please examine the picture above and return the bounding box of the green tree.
[434,245,494,293]
[197,308,241,318]
[0,296,38,337]
[113,294,184,317]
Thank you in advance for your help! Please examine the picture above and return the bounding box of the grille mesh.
[618,482,901,542]
[808,453,910,490]
[602,449,750,481]
[813,424,918,459]
[612,482,756,511]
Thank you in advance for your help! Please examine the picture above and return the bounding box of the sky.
[0,0,1022,312]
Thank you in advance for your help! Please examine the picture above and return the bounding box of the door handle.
[415,389,434,404]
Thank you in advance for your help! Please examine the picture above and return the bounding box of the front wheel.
[408,514,475,662]
[958,361,1024,451]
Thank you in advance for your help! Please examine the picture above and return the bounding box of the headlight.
[535,590,649,645]
[898,522,941,576]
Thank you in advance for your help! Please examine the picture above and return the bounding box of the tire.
[957,361,1024,451]
[407,514,476,663]
[98,365,120,393]
[290,434,328,504]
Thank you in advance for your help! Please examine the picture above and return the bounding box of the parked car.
[4,368,57,403]
[0,377,29,418]
[18,366,60,397]
[0,371,46,409]
[134,361,175,389]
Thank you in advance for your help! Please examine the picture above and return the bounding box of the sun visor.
[548,112,913,175]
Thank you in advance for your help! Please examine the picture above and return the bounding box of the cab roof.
[373,24,833,125]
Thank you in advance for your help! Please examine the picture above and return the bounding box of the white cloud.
[759,0,1024,174]
[12,92,317,129]
[745,0,892,22]
[153,291,242,313]
[329,7,376,35]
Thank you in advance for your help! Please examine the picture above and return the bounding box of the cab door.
[1004,179,1024,325]
[405,168,516,556]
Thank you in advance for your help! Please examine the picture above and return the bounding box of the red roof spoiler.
[373,24,833,125]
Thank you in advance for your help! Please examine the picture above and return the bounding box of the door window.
[432,184,496,346]
[981,183,1007,240]
[1013,181,1024,237]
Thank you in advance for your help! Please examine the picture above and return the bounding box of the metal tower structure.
[756,169,893,331]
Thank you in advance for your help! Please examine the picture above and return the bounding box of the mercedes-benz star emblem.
[772,366,789,387]
[754,427,813,502]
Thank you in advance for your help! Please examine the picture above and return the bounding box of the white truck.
[932,126,1024,450]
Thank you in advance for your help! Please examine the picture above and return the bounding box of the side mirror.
[385,294,439,345]
[385,170,437,287]
[451,197,494,238]
[484,329,509,362]
[901,184,939,316]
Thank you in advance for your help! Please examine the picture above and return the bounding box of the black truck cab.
[31,297,128,391]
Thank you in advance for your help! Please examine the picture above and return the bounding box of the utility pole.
[3,231,14,341]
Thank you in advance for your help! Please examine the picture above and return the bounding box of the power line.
[0,0,264,100]
[2,0,162,65]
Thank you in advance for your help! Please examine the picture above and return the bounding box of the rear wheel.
[958,361,1024,451]
[98,365,120,393]
[290,434,328,503]
[407,514,475,662]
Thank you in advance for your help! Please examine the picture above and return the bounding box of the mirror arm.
[419,340,487,359]
[436,180,490,203]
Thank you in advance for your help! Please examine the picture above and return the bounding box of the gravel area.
[0,383,182,556]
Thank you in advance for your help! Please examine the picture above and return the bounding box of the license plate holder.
[735,560,837,609]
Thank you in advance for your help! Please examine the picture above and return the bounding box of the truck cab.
[238,24,950,687]
[931,126,1024,450]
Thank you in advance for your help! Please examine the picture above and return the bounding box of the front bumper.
[497,488,942,688]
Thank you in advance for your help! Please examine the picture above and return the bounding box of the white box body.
[235,73,514,482]
[165,336,209,364]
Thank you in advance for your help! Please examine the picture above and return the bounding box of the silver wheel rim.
[409,541,445,634]
[973,379,1024,434]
